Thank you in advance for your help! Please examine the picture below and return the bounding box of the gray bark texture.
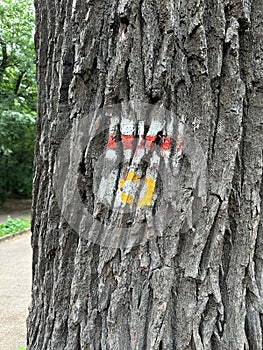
[28,0,263,349]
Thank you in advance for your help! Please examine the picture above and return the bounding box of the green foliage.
[17,346,26,350]
[0,0,36,202]
[0,110,35,202]
[0,0,36,112]
[0,215,30,237]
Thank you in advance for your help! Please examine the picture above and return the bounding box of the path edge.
[0,228,31,243]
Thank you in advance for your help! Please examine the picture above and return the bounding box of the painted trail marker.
[53,102,207,248]
[94,116,185,225]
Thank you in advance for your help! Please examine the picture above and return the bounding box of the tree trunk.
[28,0,263,349]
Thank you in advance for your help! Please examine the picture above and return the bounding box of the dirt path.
[0,232,32,350]
[0,199,31,224]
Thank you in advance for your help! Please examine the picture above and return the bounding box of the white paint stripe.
[105,149,117,161]
[138,120,144,136]
[147,120,164,136]
[166,117,174,137]
[96,169,119,206]
[120,118,135,136]
[109,117,119,134]
[131,120,145,167]
[147,151,160,181]
[112,119,136,210]
[123,148,132,160]
[96,117,119,207]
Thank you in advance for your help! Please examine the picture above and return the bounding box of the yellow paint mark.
[126,171,141,184]
[118,178,125,190]
[120,192,134,204]
[118,171,141,205]
[138,176,156,208]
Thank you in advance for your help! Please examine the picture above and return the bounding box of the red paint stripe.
[145,135,157,150]
[121,135,134,150]
[107,135,117,149]
[160,136,172,151]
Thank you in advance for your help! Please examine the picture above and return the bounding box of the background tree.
[28,0,262,349]
[0,0,36,202]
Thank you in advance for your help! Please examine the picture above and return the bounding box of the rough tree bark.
[28,0,263,349]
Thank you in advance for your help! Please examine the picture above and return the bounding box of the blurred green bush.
[0,111,35,203]
[0,0,36,203]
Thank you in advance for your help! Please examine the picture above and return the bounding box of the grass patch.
[17,347,26,350]
[0,216,30,237]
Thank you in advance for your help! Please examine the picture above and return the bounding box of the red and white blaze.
[95,115,185,220]
[133,120,145,164]
[113,118,136,209]
[121,118,135,158]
